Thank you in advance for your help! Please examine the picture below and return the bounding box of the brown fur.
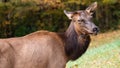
[0,31,67,68]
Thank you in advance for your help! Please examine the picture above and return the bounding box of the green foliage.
[0,0,120,37]
[102,0,117,4]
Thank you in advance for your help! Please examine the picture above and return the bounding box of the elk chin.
[92,32,98,35]
[89,31,98,35]
[86,30,98,35]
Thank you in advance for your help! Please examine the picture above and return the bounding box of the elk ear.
[64,10,74,19]
[85,2,97,13]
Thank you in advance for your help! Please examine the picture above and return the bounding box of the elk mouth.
[84,28,99,35]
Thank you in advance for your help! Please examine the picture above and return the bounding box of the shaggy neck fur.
[65,22,91,60]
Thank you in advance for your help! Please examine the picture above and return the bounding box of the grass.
[66,30,120,68]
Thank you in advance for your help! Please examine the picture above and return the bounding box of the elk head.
[64,2,99,35]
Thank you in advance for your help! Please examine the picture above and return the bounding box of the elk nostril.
[93,27,99,32]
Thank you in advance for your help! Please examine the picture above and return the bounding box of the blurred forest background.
[0,0,120,38]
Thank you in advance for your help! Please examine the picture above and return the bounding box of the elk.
[0,2,99,68]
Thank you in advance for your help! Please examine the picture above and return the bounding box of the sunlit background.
[0,0,120,68]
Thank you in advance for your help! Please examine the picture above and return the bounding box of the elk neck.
[65,21,91,60]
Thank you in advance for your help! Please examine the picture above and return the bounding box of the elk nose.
[93,27,99,33]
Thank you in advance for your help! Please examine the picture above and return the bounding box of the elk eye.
[78,19,85,23]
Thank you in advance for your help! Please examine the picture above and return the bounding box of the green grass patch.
[66,39,120,68]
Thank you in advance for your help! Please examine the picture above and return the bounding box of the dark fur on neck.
[65,22,91,60]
